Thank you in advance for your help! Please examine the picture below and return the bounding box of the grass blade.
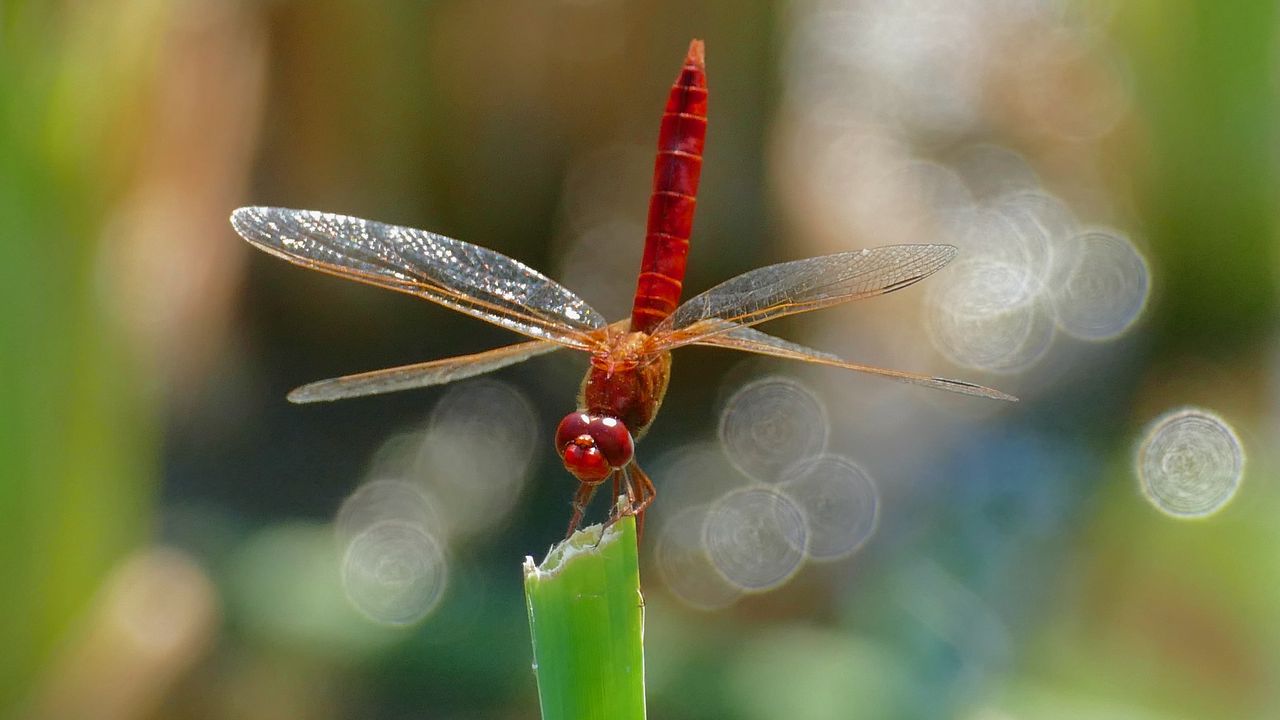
[523,515,645,720]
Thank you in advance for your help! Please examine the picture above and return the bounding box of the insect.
[230,40,1014,538]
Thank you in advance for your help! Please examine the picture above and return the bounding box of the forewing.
[651,245,957,350]
[692,325,1017,401]
[288,340,561,403]
[231,207,607,349]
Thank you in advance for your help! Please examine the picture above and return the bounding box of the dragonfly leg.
[601,464,643,538]
[565,481,602,538]
[629,461,657,540]
[608,472,625,521]
[610,461,656,541]
[600,470,624,538]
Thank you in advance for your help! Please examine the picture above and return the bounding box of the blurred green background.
[3,1,1277,718]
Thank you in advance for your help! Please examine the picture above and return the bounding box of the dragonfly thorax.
[591,331,654,372]
[555,411,634,485]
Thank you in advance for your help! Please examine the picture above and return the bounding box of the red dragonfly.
[231,40,1014,537]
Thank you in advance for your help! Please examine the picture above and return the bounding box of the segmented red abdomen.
[630,39,707,334]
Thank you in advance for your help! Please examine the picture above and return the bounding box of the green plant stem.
[523,514,645,720]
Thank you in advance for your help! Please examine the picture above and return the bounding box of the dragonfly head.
[555,411,634,485]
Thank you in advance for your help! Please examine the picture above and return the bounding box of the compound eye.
[555,412,593,452]
[588,416,634,468]
[561,442,610,485]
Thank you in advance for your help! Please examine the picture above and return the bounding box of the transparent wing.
[692,324,1017,401]
[288,339,561,403]
[650,245,957,350]
[231,207,607,349]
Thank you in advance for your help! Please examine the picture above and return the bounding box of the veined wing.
[692,325,1017,401]
[649,245,957,350]
[231,207,607,349]
[288,339,561,403]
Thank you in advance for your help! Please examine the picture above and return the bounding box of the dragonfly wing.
[231,207,608,349]
[650,244,957,349]
[692,325,1017,401]
[288,339,561,403]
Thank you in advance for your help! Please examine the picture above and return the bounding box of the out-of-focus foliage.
[3,1,1278,718]
[1,0,165,710]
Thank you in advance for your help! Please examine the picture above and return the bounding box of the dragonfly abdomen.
[631,40,707,334]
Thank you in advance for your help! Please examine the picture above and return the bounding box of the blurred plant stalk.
[523,513,646,720]
[0,0,262,711]
[23,548,219,720]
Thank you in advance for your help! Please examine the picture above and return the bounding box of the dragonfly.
[230,39,1015,538]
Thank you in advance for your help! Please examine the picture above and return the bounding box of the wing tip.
[938,377,1018,402]
[286,384,325,404]
[229,206,274,236]
[229,206,250,231]
[229,205,265,218]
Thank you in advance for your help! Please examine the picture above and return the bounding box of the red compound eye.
[555,412,592,452]
[586,416,634,468]
[561,442,610,485]
[555,412,635,479]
